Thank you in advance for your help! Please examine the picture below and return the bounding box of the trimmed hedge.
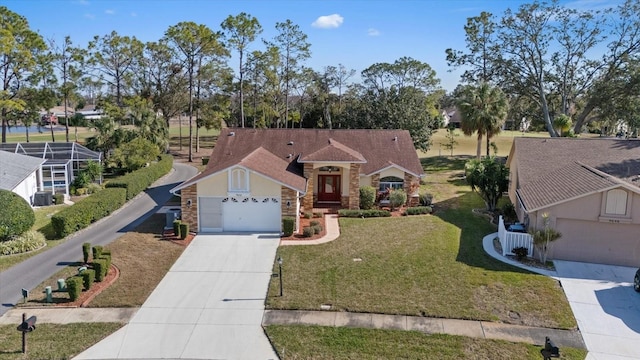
[302,226,314,237]
[179,223,189,239]
[66,276,83,301]
[338,209,391,218]
[282,217,295,236]
[93,258,108,282]
[51,188,127,238]
[173,220,181,237]
[359,186,376,210]
[82,242,91,263]
[0,189,35,240]
[53,193,65,205]
[105,154,173,200]
[404,206,433,215]
[92,245,103,260]
[81,269,95,290]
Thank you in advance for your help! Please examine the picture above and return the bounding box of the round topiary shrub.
[0,190,35,240]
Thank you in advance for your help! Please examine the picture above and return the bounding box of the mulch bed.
[162,230,196,246]
[281,216,327,241]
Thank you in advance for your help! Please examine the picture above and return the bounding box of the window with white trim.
[605,189,627,215]
[229,168,249,192]
[379,176,404,192]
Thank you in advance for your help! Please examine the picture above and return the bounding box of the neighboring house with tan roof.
[171,128,424,233]
[507,137,640,266]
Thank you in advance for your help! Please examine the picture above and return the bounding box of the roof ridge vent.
[393,136,397,141]
[288,141,294,145]
[229,131,235,136]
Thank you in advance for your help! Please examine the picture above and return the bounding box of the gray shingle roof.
[0,150,45,191]
[510,137,640,211]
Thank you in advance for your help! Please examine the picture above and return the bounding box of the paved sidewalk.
[263,310,585,349]
[280,214,340,245]
[0,307,138,325]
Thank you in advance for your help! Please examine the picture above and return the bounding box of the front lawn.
[0,323,123,360]
[265,325,588,360]
[267,156,576,329]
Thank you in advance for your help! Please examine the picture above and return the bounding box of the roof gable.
[511,137,640,211]
[0,150,45,191]
[298,138,366,163]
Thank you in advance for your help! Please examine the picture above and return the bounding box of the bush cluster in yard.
[404,206,433,215]
[302,226,314,237]
[179,223,189,239]
[0,230,46,255]
[105,154,173,200]
[173,220,181,237]
[0,189,35,240]
[93,258,108,282]
[282,217,295,236]
[359,186,376,210]
[82,242,91,263]
[338,209,391,218]
[81,269,95,290]
[53,193,65,205]
[66,276,83,301]
[51,188,127,238]
[419,192,434,206]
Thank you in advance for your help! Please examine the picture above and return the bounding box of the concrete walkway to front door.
[74,233,280,360]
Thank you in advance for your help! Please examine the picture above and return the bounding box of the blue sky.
[4,0,621,92]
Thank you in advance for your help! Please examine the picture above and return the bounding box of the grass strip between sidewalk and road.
[265,325,588,360]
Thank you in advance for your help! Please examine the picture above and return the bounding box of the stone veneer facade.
[281,187,298,218]
[348,163,360,209]
[371,173,380,191]
[181,184,198,231]
[303,163,314,211]
[404,173,420,206]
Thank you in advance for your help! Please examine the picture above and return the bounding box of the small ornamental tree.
[529,212,562,264]
[359,186,376,210]
[389,189,407,211]
[442,124,459,156]
[0,190,35,240]
[465,156,509,211]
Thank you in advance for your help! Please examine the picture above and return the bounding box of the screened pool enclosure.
[0,142,102,197]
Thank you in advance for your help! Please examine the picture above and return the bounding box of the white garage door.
[223,196,281,232]
[199,197,223,232]
[199,196,281,233]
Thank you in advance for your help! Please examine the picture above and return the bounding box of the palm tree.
[457,82,509,158]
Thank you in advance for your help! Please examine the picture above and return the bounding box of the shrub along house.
[507,137,640,266]
[171,128,424,233]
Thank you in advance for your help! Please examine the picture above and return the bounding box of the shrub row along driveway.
[0,163,197,317]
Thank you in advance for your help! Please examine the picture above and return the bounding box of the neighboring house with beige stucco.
[171,128,424,233]
[507,137,640,267]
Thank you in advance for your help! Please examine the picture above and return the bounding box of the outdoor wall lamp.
[186,199,192,208]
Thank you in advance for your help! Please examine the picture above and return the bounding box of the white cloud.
[105,9,115,15]
[367,28,380,36]
[312,14,344,29]
[84,13,95,19]
[76,0,90,5]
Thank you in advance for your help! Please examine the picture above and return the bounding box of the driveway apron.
[554,260,640,360]
[74,233,280,360]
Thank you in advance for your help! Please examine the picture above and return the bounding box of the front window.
[378,176,403,203]
[229,168,249,192]
[379,176,403,192]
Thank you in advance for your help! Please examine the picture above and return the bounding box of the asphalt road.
[0,162,197,316]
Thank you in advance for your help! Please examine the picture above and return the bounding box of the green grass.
[0,323,123,360]
[265,325,588,360]
[0,205,70,272]
[267,156,576,330]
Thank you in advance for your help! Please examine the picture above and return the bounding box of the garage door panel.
[223,197,280,232]
[199,197,223,231]
[554,219,640,266]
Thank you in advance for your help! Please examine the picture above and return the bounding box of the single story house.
[171,128,425,233]
[0,150,45,206]
[507,137,640,266]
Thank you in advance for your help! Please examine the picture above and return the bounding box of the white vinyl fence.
[497,216,534,257]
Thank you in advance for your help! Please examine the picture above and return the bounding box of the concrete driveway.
[554,260,640,360]
[75,233,280,360]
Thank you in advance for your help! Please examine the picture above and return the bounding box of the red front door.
[318,175,341,202]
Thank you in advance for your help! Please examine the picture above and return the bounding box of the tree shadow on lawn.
[432,191,532,274]
[420,155,473,172]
